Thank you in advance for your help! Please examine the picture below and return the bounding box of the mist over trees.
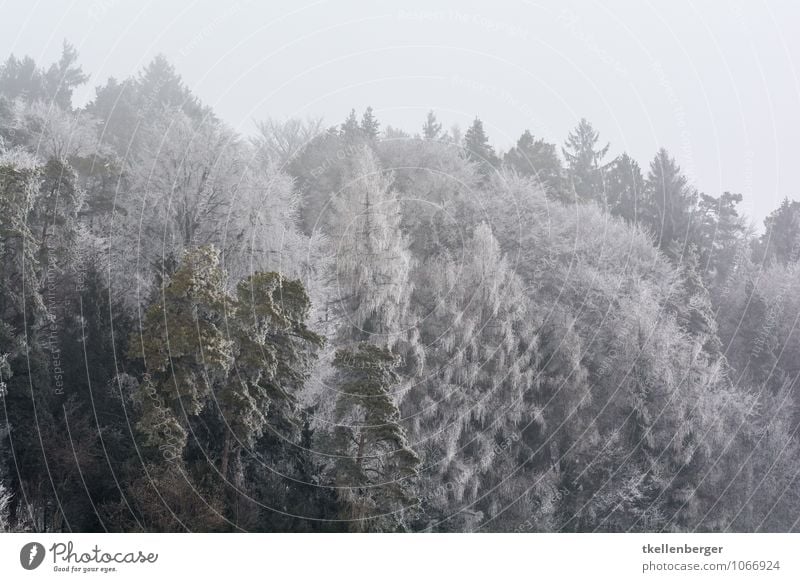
[2,45,800,533]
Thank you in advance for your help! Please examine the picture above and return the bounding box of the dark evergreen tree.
[340,108,362,142]
[422,110,442,140]
[360,106,380,140]
[330,343,419,532]
[43,41,88,110]
[693,191,745,286]
[643,148,697,255]
[605,153,644,222]
[504,130,564,200]
[463,117,499,176]
[757,197,800,265]
[562,118,610,203]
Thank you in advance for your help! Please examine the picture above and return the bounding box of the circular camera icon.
[20,542,46,570]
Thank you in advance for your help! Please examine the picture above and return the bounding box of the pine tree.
[330,343,419,532]
[132,245,232,455]
[562,118,610,203]
[221,271,323,479]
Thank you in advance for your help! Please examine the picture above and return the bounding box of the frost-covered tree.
[407,223,537,529]
[328,147,414,347]
[252,117,323,167]
[0,480,11,532]
[377,136,479,259]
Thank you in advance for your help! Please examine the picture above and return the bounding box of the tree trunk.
[356,430,365,470]
[221,431,231,479]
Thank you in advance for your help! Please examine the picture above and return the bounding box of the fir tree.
[422,110,442,140]
[360,106,380,140]
[463,117,499,176]
[643,148,697,255]
[562,118,610,203]
[340,108,362,141]
[504,130,564,199]
[758,197,800,265]
[605,153,644,222]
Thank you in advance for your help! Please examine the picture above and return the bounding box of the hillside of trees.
[2,44,800,532]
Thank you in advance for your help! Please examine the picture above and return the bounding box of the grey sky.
[2,0,799,226]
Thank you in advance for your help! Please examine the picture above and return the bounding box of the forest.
[1,43,800,533]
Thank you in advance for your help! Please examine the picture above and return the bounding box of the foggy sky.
[2,0,799,226]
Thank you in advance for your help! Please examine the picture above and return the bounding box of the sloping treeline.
[1,44,799,532]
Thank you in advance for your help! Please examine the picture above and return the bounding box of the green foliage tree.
[330,343,419,532]
[133,245,232,454]
[222,271,323,480]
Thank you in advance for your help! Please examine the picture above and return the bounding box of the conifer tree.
[340,108,362,141]
[360,106,380,140]
[693,191,745,286]
[463,117,499,176]
[221,271,323,479]
[330,343,419,532]
[562,118,610,203]
[757,197,800,265]
[133,245,232,454]
[329,147,414,347]
[422,110,442,140]
[643,148,697,254]
[504,130,564,199]
[605,153,644,222]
